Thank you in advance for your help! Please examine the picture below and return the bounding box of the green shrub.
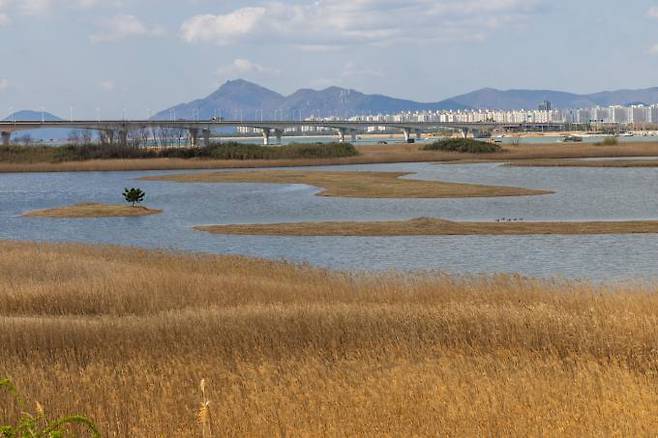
[206,142,359,160]
[0,146,57,163]
[44,142,360,162]
[422,138,502,153]
[1,378,100,437]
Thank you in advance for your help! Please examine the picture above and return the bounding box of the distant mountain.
[586,88,658,107]
[153,79,467,120]
[2,110,69,141]
[447,87,658,110]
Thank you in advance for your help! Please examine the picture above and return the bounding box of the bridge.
[0,119,583,146]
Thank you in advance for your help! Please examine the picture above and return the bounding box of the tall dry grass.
[2,241,658,436]
[4,141,658,173]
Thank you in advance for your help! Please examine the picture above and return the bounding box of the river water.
[2,161,658,280]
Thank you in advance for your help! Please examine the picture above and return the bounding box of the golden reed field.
[3,241,658,436]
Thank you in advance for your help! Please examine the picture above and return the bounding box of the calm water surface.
[2,161,658,281]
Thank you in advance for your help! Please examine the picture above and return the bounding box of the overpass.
[0,119,584,146]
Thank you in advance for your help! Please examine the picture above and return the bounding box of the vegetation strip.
[3,241,658,435]
[23,203,162,218]
[6,142,658,173]
[195,217,658,236]
[508,159,658,167]
[143,170,550,199]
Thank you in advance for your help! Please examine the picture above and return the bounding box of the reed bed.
[144,170,550,198]
[2,241,658,436]
[4,141,658,173]
[196,217,658,236]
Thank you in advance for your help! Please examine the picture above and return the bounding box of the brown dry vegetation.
[508,158,658,168]
[196,217,658,236]
[23,203,162,218]
[4,141,658,173]
[3,242,658,436]
[143,170,550,198]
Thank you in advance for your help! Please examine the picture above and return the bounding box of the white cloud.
[217,58,280,78]
[648,6,658,19]
[90,14,163,43]
[0,0,115,19]
[180,0,540,48]
[0,79,9,92]
[19,0,100,15]
[0,0,10,24]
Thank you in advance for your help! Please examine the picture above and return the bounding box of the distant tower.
[538,100,552,111]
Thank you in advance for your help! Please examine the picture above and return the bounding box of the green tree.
[123,187,146,207]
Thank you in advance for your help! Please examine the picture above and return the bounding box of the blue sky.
[2,0,658,118]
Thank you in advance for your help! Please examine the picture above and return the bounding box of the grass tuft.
[422,138,503,153]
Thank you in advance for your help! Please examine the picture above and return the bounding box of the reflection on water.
[1,161,658,280]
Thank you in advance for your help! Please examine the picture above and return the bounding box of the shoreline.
[23,203,162,218]
[195,217,658,236]
[143,170,551,199]
[3,142,658,173]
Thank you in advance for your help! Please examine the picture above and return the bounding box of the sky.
[2,0,658,118]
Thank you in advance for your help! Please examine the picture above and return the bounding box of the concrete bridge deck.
[0,120,586,146]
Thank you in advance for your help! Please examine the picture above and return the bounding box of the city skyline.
[3,1,658,118]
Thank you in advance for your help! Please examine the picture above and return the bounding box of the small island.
[23,203,162,218]
[195,217,658,236]
[143,170,551,199]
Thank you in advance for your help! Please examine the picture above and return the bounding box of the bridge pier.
[336,128,357,143]
[102,130,115,145]
[401,128,412,143]
[336,128,347,143]
[262,128,271,145]
[119,129,128,146]
[274,129,283,145]
[189,128,199,146]
[202,129,211,147]
[1,131,10,146]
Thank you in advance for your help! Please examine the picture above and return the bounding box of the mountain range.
[152,79,466,120]
[153,80,658,120]
[8,82,658,138]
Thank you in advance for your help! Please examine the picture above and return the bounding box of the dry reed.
[3,141,658,173]
[143,170,550,198]
[23,203,161,218]
[196,217,658,236]
[2,241,658,436]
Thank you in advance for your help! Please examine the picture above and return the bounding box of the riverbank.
[196,217,658,236]
[4,142,658,173]
[2,241,658,436]
[508,158,658,167]
[143,170,551,199]
[23,203,162,218]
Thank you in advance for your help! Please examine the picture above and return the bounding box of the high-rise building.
[610,106,629,124]
[630,105,650,124]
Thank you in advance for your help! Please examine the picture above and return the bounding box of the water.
[2,161,658,280]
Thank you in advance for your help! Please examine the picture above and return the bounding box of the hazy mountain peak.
[3,110,62,122]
